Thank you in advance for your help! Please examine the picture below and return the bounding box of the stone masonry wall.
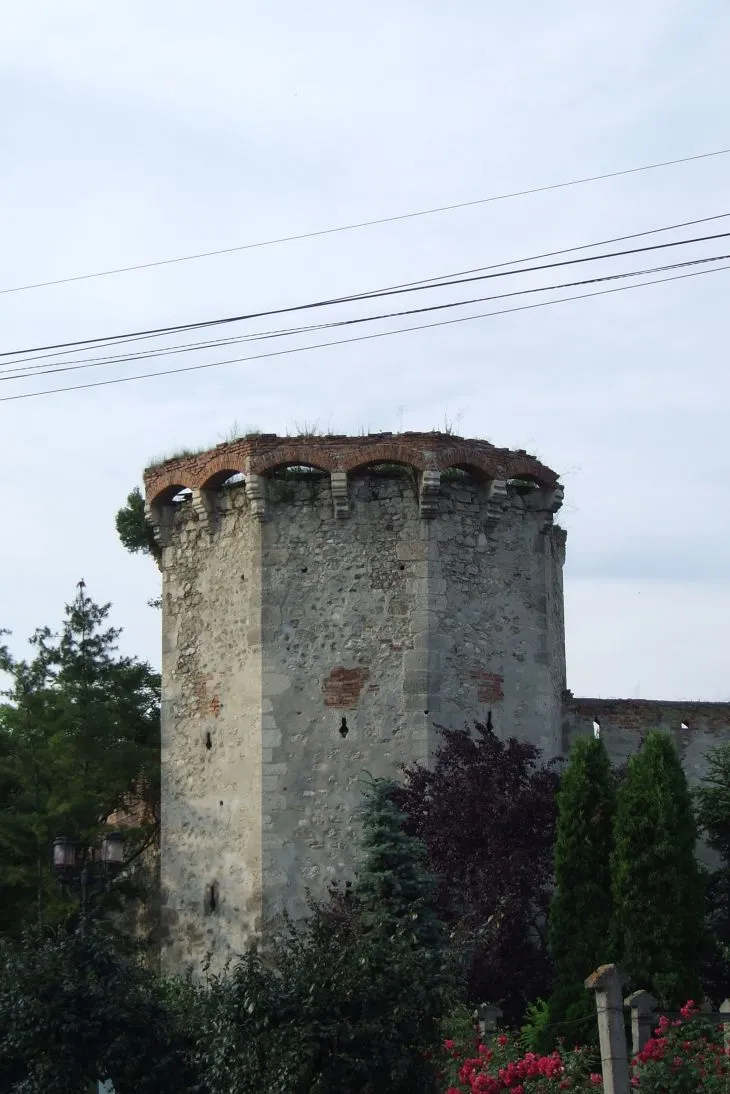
[159,486,263,976]
[563,694,730,784]
[154,457,567,977]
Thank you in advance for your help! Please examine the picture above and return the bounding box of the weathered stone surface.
[147,436,567,979]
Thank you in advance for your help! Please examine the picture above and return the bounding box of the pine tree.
[0,583,160,937]
[611,730,704,1005]
[546,735,615,1045]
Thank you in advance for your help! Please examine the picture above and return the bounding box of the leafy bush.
[631,1000,730,1094]
[440,1027,600,1094]
[395,723,560,1024]
[0,926,195,1094]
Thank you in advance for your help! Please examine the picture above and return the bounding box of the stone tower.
[144,432,566,976]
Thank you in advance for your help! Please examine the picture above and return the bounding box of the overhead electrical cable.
[2,251,726,385]
[2,259,728,403]
[2,224,729,364]
[1,146,728,297]
[1,250,728,383]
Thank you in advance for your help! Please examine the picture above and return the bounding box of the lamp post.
[52,832,126,936]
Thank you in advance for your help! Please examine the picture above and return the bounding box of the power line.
[2,252,728,385]
[3,224,729,363]
[1,146,728,298]
[3,260,727,403]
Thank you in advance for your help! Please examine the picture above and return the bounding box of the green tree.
[357,775,444,949]
[0,924,196,1093]
[611,730,704,1005]
[546,735,615,1046]
[0,583,160,938]
[695,743,730,1000]
[170,777,455,1094]
[115,486,161,562]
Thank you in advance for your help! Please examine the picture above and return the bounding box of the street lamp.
[52,832,126,936]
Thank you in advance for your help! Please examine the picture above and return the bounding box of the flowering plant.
[441,1027,601,1094]
[631,1000,730,1094]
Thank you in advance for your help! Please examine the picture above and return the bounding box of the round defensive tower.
[144,431,566,976]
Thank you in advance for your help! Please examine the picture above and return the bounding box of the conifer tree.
[611,730,704,1005]
[695,743,730,998]
[356,776,444,950]
[546,735,615,1045]
[0,584,160,937]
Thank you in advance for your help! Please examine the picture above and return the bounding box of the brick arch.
[148,478,196,508]
[250,445,336,475]
[342,443,428,473]
[435,447,506,480]
[506,456,559,488]
[196,453,247,489]
[199,466,246,491]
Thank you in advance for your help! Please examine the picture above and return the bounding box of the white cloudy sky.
[1,1,729,700]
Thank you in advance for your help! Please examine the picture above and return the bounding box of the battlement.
[143,431,562,535]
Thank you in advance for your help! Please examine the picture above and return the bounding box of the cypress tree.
[611,730,704,1005]
[546,735,615,1044]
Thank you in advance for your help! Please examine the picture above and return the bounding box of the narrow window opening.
[339,717,349,738]
[486,710,493,731]
[205,883,218,914]
[680,721,689,730]
[219,800,223,807]
[399,564,405,571]
[593,719,601,739]
[205,731,212,750]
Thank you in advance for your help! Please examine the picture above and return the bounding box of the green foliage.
[611,731,704,1005]
[695,743,730,1000]
[0,925,196,1094]
[696,743,730,862]
[115,486,161,561]
[168,777,455,1094]
[519,997,551,1054]
[356,776,444,949]
[0,584,160,938]
[545,735,615,1047]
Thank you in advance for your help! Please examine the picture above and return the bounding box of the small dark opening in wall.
[205,883,218,914]
[339,717,349,738]
[219,800,223,807]
[301,566,308,573]
[399,564,405,571]
[424,710,429,715]
[486,710,493,731]
[205,732,212,750]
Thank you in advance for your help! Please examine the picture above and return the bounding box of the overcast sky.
[1,1,728,700]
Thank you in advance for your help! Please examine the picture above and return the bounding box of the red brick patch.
[471,671,504,703]
[324,666,371,708]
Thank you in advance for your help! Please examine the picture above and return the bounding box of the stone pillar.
[624,990,657,1056]
[585,964,629,1094]
[721,998,730,1052]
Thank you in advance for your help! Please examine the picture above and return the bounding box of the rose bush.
[440,1028,601,1094]
[630,1000,730,1094]
[441,1002,730,1094]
